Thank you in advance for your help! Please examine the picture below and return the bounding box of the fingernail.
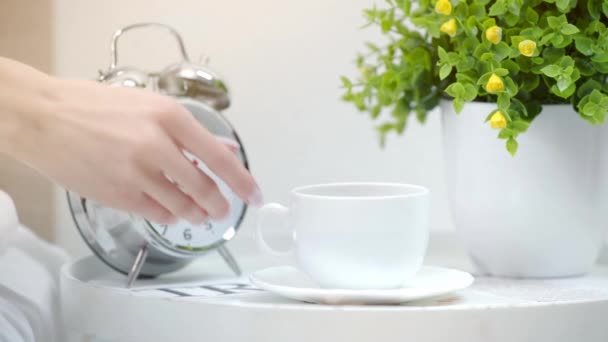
[248,187,264,208]
[216,136,240,152]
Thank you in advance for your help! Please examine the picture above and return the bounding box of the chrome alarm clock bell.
[67,23,247,287]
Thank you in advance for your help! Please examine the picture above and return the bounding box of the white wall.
[52,0,452,256]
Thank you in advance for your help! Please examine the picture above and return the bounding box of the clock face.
[147,151,245,252]
[146,98,247,253]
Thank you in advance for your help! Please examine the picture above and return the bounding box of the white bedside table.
[61,233,608,342]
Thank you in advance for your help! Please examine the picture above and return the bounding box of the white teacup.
[256,182,430,289]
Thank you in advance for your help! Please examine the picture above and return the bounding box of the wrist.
[0,61,62,159]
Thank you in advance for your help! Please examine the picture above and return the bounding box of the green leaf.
[592,61,608,73]
[512,120,530,132]
[456,72,477,84]
[469,3,486,18]
[507,0,522,15]
[477,72,493,86]
[510,35,526,48]
[520,74,540,92]
[576,58,595,76]
[463,83,478,101]
[457,56,476,71]
[556,0,570,12]
[592,52,608,63]
[340,76,353,88]
[446,82,466,98]
[587,0,601,20]
[473,44,490,59]
[493,42,513,61]
[494,68,509,77]
[540,33,556,45]
[365,42,381,53]
[505,14,520,26]
[575,37,594,56]
[396,0,412,15]
[481,52,496,62]
[542,48,565,63]
[371,105,382,118]
[439,64,452,80]
[559,56,575,68]
[557,76,571,91]
[504,77,519,96]
[498,128,514,139]
[547,15,567,29]
[465,16,479,36]
[447,52,461,65]
[506,137,519,156]
[510,98,528,117]
[561,24,580,35]
[353,92,366,110]
[497,92,510,110]
[525,7,539,24]
[552,34,565,46]
[589,0,601,19]
[438,46,449,61]
[551,82,576,98]
[489,0,508,16]
[541,64,561,77]
[577,79,603,98]
[502,59,521,73]
[453,98,465,113]
[578,90,608,124]
[482,18,497,29]
[461,37,481,52]
[381,20,391,33]
[531,57,545,65]
[521,26,544,40]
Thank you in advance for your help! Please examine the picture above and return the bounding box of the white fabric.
[0,191,18,252]
[0,191,69,342]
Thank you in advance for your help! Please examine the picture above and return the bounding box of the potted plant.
[342,0,608,278]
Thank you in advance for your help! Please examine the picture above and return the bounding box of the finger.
[142,170,209,224]
[158,144,231,219]
[215,136,240,154]
[166,107,262,207]
[129,193,177,225]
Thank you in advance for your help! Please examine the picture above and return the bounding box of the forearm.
[0,57,59,158]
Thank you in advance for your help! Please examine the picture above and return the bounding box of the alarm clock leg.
[217,245,242,276]
[126,245,149,288]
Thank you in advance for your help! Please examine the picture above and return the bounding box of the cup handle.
[256,203,294,259]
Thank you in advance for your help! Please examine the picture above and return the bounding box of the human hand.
[11,78,262,225]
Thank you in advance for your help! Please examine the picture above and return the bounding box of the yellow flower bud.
[485,73,505,93]
[435,0,452,15]
[518,39,537,57]
[440,19,457,37]
[359,66,372,80]
[490,111,507,129]
[485,26,502,45]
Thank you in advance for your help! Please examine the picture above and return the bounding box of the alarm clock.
[67,23,247,287]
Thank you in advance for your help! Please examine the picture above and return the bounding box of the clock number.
[160,224,168,235]
[183,228,192,241]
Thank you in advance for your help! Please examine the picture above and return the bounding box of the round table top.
[61,233,608,342]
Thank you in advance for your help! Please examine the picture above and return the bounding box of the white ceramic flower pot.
[441,100,608,278]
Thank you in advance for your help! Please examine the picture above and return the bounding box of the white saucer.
[250,265,474,305]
